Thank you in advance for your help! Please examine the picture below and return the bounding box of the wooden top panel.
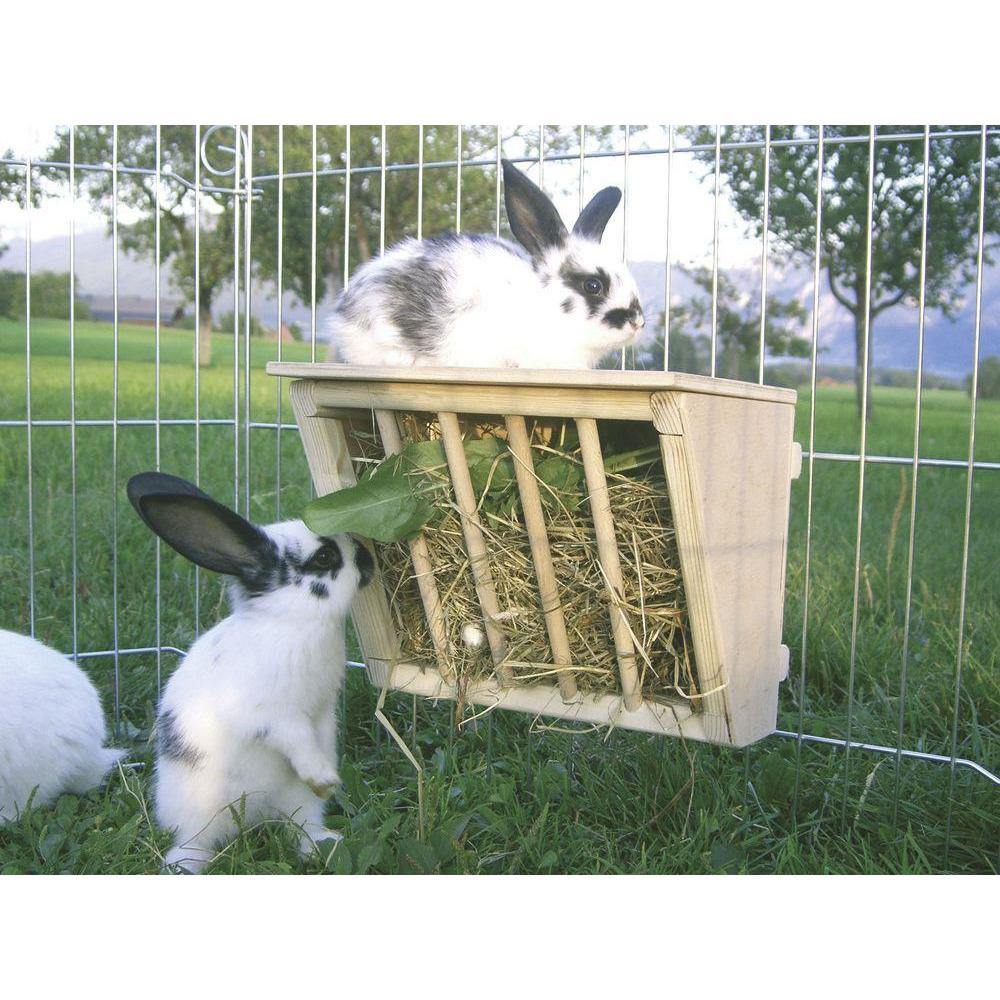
[266,362,798,406]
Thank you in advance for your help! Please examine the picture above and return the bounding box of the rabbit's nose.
[630,313,645,332]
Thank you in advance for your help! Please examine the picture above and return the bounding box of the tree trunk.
[351,203,372,263]
[852,307,873,423]
[198,304,213,367]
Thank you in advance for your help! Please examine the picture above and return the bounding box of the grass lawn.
[0,317,997,873]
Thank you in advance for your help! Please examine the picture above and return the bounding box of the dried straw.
[348,414,698,707]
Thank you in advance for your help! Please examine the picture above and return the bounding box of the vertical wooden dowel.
[437,410,512,683]
[374,408,453,683]
[576,417,642,711]
[505,415,578,703]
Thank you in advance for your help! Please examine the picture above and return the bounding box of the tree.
[43,126,616,364]
[643,266,809,378]
[683,126,1000,418]
[969,355,1000,400]
[0,271,91,320]
[0,150,42,257]
[44,127,238,365]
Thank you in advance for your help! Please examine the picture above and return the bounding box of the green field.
[0,317,997,873]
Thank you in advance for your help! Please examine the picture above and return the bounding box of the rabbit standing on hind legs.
[328,157,644,369]
[127,473,374,873]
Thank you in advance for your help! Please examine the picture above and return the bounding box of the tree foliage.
[644,266,810,379]
[970,355,1000,400]
[682,126,1000,415]
[0,149,43,256]
[41,125,617,356]
[0,270,91,320]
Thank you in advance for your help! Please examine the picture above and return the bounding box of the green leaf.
[538,850,559,870]
[535,454,584,493]
[449,810,479,841]
[603,445,661,475]
[399,439,447,474]
[304,475,434,543]
[363,440,448,484]
[464,438,516,495]
[428,829,456,865]
[379,812,402,838]
[355,840,383,874]
[328,843,354,874]
[397,836,439,874]
[710,840,743,873]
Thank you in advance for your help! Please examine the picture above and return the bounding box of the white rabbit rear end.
[0,629,124,823]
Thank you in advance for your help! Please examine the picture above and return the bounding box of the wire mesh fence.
[0,125,996,869]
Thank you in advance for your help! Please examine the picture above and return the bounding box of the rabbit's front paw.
[304,769,340,799]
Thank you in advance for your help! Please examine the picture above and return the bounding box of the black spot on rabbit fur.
[602,297,643,330]
[158,709,203,767]
[559,261,611,318]
[354,538,374,588]
[338,234,528,352]
[383,260,449,351]
[310,580,329,599]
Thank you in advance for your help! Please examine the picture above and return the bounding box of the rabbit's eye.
[310,546,338,570]
[583,278,604,296]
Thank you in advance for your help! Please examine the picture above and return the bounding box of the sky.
[0,124,764,272]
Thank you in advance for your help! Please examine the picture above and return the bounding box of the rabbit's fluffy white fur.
[329,159,644,369]
[127,473,372,873]
[0,629,124,822]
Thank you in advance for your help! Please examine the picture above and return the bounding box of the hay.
[349,414,698,706]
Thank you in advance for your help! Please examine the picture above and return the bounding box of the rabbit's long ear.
[127,472,273,579]
[501,158,567,257]
[572,186,622,242]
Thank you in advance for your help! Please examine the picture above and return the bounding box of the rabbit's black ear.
[572,186,622,242]
[127,472,274,580]
[501,158,567,257]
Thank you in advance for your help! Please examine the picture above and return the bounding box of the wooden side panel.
[268,360,798,405]
[654,399,733,742]
[366,659,702,739]
[311,379,657,422]
[653,390,796,745]
[289,380,401,673]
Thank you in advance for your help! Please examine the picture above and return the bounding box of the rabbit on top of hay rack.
[127,472,374,874]
[0,629,125,824]
[328,158,645,370]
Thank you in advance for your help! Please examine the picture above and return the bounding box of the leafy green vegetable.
[535,454,584,492]
[397,439,448,475]
[304,435,585,543]
[603,445,661,475]
[464,438,516,494]
[304,474,435,542]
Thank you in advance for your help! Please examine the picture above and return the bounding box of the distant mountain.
[0,228,319,330]
[4,228,997,377]
[630,260,1000,380]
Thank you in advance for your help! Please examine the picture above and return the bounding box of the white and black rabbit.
[328,157,645,369]
[127,472,374,873]
[0,628,124,823]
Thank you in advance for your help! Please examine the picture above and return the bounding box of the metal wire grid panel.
[1,125,996,857]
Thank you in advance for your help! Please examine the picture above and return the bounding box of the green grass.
[0,317,997,874]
